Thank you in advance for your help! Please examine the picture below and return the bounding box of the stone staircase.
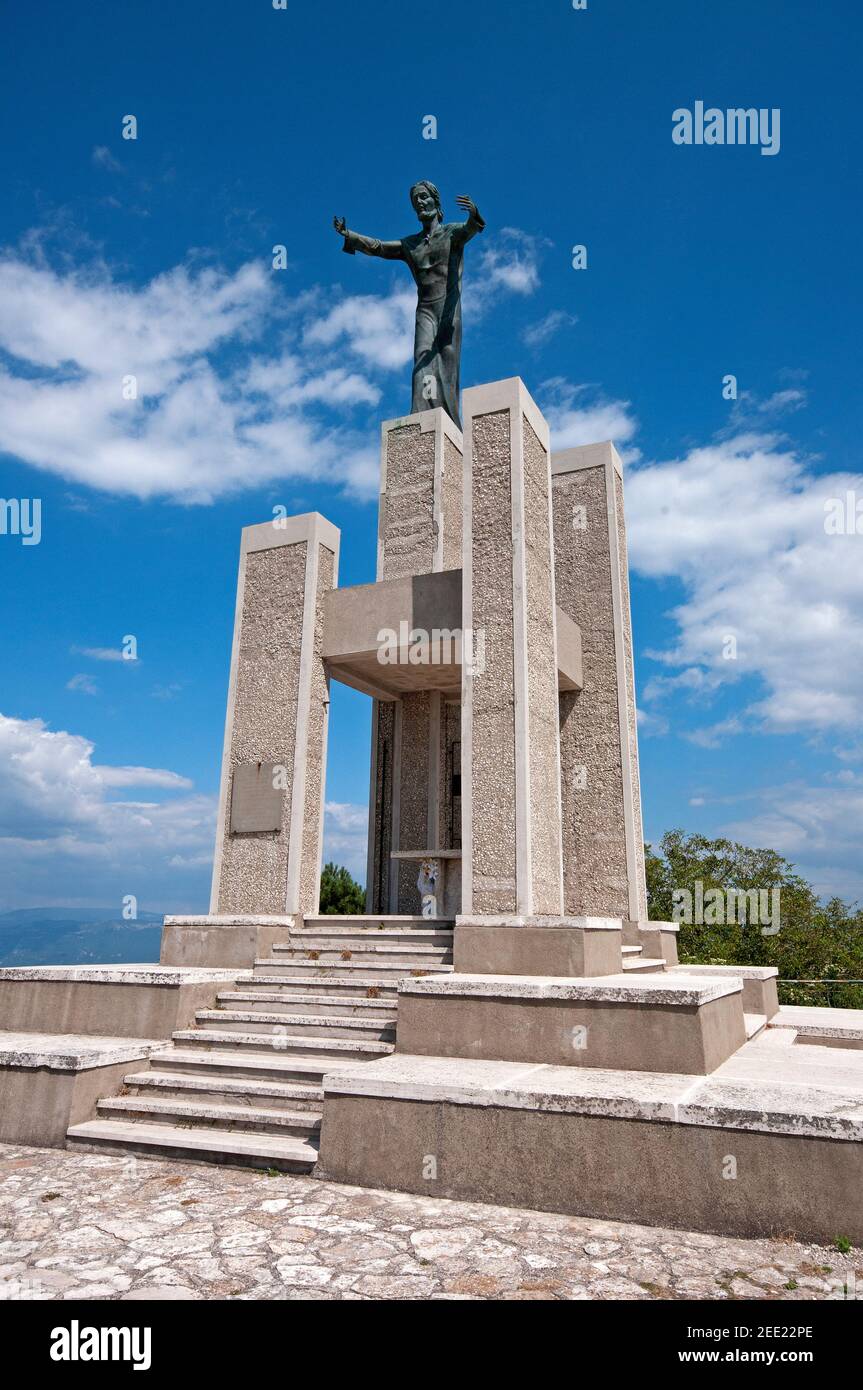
[66,917,453,1172]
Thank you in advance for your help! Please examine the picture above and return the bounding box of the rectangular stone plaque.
[229,762,283,833]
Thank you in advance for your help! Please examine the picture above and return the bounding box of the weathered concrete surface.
[393,973,746,1074]
[454,916,623,977]
[0,967,242,1038]
[319,1041,863,1244]
[0,1143,857,1301]
[0,1035,161,1147]
[160,917,296,969]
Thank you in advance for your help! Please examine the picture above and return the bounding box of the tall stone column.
[210,513,340,916]
[551,443,648,922]
[461,378,565,918]
[366,409,464,913]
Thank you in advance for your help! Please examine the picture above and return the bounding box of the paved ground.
[0,1143,858,1301]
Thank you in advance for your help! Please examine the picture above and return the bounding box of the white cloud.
[72,646,126,662]
[523,309,576,349]
[540,378,639,457]
[0,713,213,911]
[94,766,193,790]
[627,435,863,739]
[66,673,99,695]
[473,228,543,299]
[0,250,385,503]
[303,290,415,370]
[722,774,863,904]
[323,801,368,883]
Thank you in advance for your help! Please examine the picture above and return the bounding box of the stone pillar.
[551,443,647,922]
[461,378,564,917]
[366,410,464,913]
[210,513,339,916]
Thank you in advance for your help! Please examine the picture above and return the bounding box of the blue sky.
[1,0,861,913]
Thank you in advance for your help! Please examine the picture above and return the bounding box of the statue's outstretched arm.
[454,195,486,244]
[333,216,404,261]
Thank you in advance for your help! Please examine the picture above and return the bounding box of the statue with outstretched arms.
[333,181,485,429]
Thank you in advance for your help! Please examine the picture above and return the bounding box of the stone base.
[395,972,746,1074]
[318,1041,863,1245]
[0,966,244,1038]
[0,1034,160,1147]
[161,915,298,969]
[624,919,679,967]
[667,964,779,1020]
[454,916,623,977]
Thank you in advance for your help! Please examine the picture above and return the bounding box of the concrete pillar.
[461,378,564,916]
[210,513,339,916]
[367,409,463,913]
[551,443,648,922]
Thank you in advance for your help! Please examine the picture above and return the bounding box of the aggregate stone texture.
[381,424,436,580]
[216,542,306,915]
[0,1144,857,1302]
[553,468,631,918]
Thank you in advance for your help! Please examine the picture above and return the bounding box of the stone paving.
[0,1143,858,1301]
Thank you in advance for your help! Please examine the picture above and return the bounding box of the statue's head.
[410,181,442,223]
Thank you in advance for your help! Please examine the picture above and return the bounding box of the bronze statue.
[334,182,485,429]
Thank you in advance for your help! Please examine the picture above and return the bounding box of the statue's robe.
[342,208,485,429]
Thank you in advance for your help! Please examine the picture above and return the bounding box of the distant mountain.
[0,908,164,967]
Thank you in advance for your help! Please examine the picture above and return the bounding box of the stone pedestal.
[210,513,339,916]
[552,443,647,922]
[461,378,565,921]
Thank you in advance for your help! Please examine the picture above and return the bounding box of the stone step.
[195,1009,395,1041]
[217,990,398,1017]
[302,915,453,928]
[621,945,643,957]
[253,958,453,980]
[96,1094,321,1136]
[244,974,399,999]
[745,1013,768,1041]
[272,943,453,964]
[171,1028,395,1060]
[147,1047,353,1086]
[622,957,666,974]
[291,927,453,944]
[66,1118,318,1173]
[123,1067,324,1111]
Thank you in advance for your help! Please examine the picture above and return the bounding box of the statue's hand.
[333,215,347,236]
[456,195,477,218]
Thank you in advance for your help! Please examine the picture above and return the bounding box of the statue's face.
[411,185,438,222]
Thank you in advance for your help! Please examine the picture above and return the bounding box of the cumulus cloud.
[323,801,368,883]
[0,713,213,911]
[0,251,386,503]
[626,434,863,739]
[540,378,639,457]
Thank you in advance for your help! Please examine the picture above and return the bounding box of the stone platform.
[318,1019,863,1245]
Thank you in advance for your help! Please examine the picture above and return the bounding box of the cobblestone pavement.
[0,1143,858,1301]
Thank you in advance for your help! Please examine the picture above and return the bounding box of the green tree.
[646,830,863,1007]
[319,862,366,915]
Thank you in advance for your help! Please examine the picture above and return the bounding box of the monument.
[334,182,485,428]
[1,185,861,1249]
